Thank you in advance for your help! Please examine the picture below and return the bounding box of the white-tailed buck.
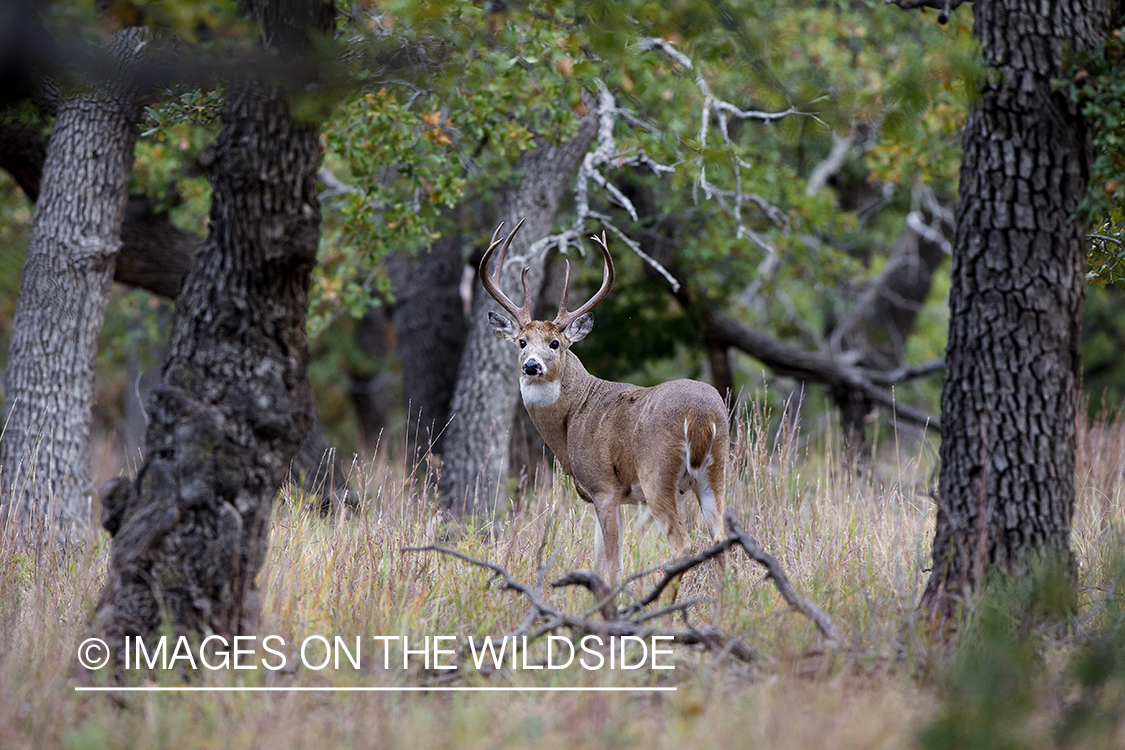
[481,219,729,585]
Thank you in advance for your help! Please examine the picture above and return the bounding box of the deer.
[480,219,729,597]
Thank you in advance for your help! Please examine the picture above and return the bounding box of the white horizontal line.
[75,686,676,693]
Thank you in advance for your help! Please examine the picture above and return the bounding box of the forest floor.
[1,404,1123,750]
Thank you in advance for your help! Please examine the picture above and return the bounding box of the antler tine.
[478,218,531,325]
[556,259,571,322]
[553,231,616,330]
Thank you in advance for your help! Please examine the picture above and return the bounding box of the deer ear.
[488,311,519,341]
[565,313,594,343]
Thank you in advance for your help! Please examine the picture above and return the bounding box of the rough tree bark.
[0,118,352,507]
[92,0,333,660]
[439,112,597,516]
[919,0,1111,615]
[0,29,145,544]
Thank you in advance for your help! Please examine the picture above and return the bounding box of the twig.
[620,535,738,617]
[404,507,843,674]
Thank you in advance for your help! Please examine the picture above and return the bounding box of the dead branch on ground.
[403,508,843,675]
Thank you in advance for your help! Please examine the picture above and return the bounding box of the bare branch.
[700,301,942,434]
[865,358,944,386]
[805,129,856,197]
[404,509,843,672]
[620,535,739,618]
[725,511,845,643]
[885,0,969,24]
[402,544,566,621]
[519,83,681,291]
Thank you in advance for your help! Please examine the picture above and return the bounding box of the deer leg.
[695,454,727,623]
[643,469,691,605]
[594,500,623,586]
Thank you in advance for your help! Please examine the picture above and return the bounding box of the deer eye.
[518,339,526,348]
[550,340,560,349]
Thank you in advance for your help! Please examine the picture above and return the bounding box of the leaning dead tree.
[406,509,843,673]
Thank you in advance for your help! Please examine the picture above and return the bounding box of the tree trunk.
[439,113,597,516]
[0,29,144,544]
[920,0,1110,616]
[93,0,332,658]
[0,116,353,508]
[385,223,467,459]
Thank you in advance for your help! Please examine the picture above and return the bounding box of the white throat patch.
[520,378,561,407]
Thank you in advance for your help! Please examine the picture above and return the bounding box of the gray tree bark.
[92,0,333,662]
[0,29,145,544]
[919,0,1111,616]
[439,113,597,516]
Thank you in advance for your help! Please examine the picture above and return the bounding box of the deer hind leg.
[641,464,690,605]
[693,444,728,622]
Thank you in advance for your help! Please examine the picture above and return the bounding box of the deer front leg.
[593,500,623,584]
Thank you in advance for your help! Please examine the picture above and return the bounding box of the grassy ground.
[1,404,1123,750]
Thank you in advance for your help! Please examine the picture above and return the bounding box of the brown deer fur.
[482,222,729,584]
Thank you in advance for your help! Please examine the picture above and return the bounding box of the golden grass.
[1,405,1123,750]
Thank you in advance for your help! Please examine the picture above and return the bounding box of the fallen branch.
[725,510,845,643]
[404,507,844,674]
[702,302,942,435]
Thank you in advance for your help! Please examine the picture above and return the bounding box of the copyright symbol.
[78,638,110,670]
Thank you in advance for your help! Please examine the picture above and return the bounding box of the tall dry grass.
[0,404,1122,750]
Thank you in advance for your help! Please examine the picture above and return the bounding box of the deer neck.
[521,349,591,470]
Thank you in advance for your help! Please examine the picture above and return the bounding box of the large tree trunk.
[92,0,332,660]
[0,29,144,544]
[439,113,597,516]
[920,0,1110,616]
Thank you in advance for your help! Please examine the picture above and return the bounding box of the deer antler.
[553,231,615,331]
[479,219,531,326]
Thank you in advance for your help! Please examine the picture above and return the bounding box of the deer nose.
[523,360,543,377]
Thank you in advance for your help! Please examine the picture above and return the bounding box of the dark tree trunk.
[92,0,332,660]
[920,0,1111,616]
[439,112,597,516]
[349,305,393,455]
[385,223,467,459]
[0,29,144,544]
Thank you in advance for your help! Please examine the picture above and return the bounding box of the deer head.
[481,221,614,400]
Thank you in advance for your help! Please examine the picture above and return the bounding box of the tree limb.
[701,302,942,434]
[725,510,845,643]
[885,0,969,24]
[405,506,845,673]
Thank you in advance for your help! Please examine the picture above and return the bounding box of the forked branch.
[404,508,844,675]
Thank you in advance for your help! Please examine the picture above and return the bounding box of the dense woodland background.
[1,1,1125,747]
[0,0,1121,492]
